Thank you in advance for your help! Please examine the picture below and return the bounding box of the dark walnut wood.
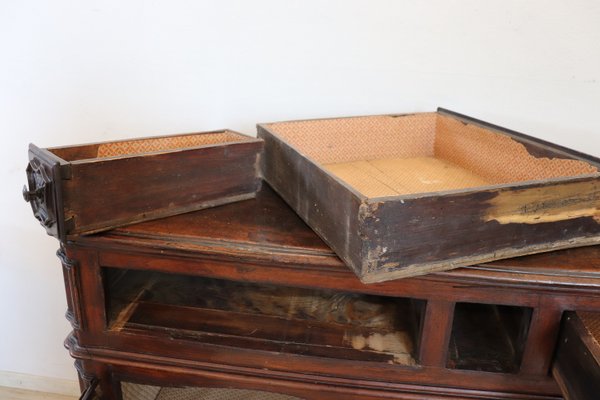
[50,185,600,399]
[24,131,263,240]
[258,109,600,283]
[552,311,600,400]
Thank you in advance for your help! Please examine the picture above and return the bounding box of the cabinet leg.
[74,360,121,400]
[74,360,96,395]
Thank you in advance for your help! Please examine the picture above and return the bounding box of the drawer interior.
[266,113,597,197]
[48,130,252,161]
[104,268,424,366]
[103,268,541,374]
[553,311,600,400]
[447,302,532,373]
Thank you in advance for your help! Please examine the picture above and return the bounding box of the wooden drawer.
[24,130,262,240]
[259,109,600,283]
[553,311,600,400]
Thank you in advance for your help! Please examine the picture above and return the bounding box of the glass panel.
[447,302,533,373]
[104,268,424,366]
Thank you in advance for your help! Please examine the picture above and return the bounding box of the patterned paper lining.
[435,115,598,184]
[267,114,437,164]
[96,131,248,158]
[579,311,600,348]
[267,113,597,197]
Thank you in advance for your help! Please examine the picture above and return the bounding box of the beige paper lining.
[267,114,597,198]
[435,115,597,184]
[268,113,437,164]
[97,131,247,158]
[324,157,490,197]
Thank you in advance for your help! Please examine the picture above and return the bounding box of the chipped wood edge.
[484,180,600,225]
[359,236,600,284]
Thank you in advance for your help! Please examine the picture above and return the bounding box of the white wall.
[1,0,599,382]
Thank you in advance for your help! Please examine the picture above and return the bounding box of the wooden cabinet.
[54,185,600,399]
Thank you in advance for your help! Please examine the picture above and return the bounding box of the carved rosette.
[23,156,61,238]
[57,245,84,330]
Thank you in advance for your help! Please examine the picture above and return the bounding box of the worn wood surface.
[25,132,262,239]
[258,123,366,276]
[81,185,600,294]
[519,300,563,376]
[107,271,418,365]
[258,110,600,283]
[362,176,600,283]
[67,354,562,400]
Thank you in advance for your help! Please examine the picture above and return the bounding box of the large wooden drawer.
[259,109,600,283]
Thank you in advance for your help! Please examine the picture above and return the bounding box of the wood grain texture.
[362,176,600,282]
[74,185,600,294]
[418,300,455,367]
[67,336,561,400]
[106,271,418,365]
[62,140,262,235]
[519,300,562,376]
[259,124,366,277]
[324,157,490,197]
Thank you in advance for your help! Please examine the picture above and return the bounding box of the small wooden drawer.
[553,311,600,400]
[258,109,600,282]
[24,130,263,240]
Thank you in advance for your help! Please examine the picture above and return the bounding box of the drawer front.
[553,311,600,400]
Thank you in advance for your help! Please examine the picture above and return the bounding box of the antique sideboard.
[53,185,599,399]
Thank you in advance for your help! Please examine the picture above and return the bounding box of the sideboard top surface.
[72,184,600,289]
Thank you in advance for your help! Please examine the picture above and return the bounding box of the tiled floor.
[0,387,77,400]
